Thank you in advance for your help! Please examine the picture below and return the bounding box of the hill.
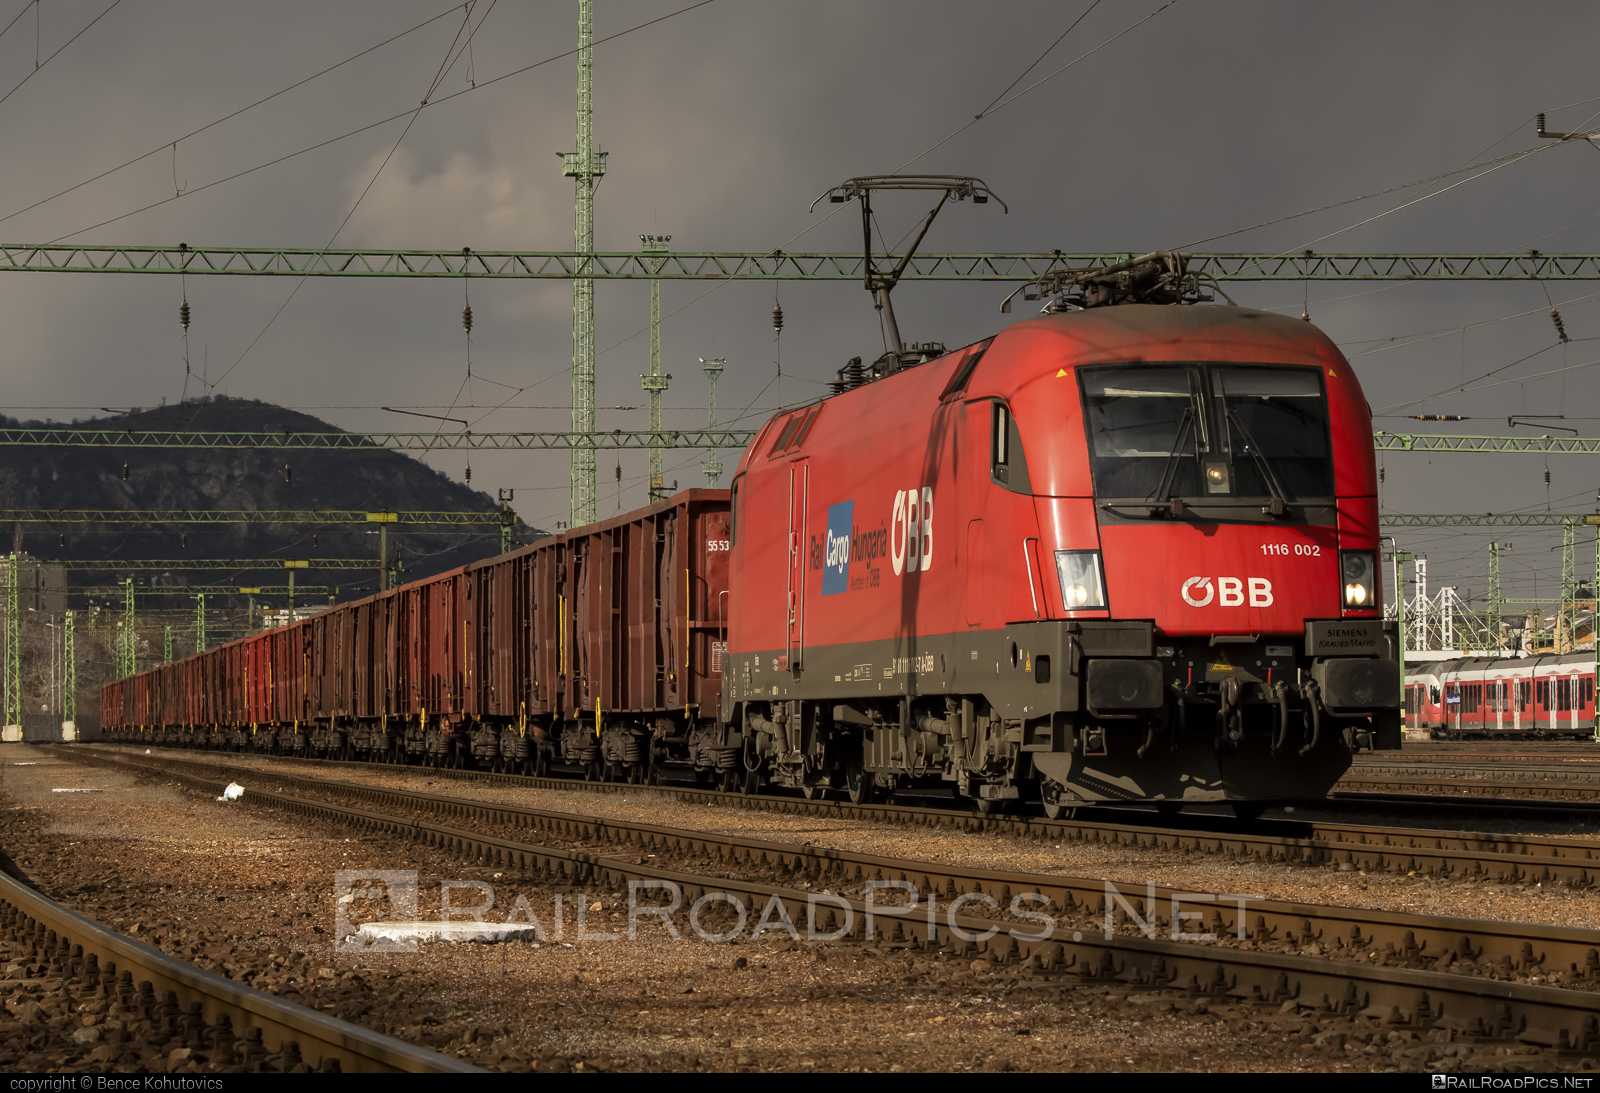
[0,395,541,604]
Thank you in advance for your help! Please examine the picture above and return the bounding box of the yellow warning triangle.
[1056,368,1068,377]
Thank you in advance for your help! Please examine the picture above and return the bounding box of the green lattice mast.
[563,0,607,527]
[123,578,135,678]
[4,554,18,730]
[62,610,74,729]
[642,234,670,501]
[701,357,724,487]
[1488,542,1501,655]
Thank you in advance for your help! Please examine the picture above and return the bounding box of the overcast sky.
[2,0,1600,616]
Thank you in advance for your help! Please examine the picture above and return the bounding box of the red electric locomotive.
[99,214,1399,816]
[720,261,1399,815]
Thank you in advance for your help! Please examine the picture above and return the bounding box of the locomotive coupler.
[1213,676,1244,754]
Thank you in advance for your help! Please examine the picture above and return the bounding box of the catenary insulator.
[1551,307,1569,343]
[284,463,292,484]
[772,303,783,334]
[462,303,473,334]
[1379,464,1385,485]
[1545,467,1551,488]
[465,463,472,483]
[179,299,191,331]
[121,463,129,481]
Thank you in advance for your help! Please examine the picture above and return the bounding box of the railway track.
[46,745,1600,1057]
[0,847,478,1073]
[1337,771,1600,803]
[87,743,1600,886]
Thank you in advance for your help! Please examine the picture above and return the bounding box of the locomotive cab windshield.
[1080,362,1334,516]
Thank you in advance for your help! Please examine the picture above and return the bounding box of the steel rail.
[1351,758,1600,782]
[1337,772,1600,803]
[0,863,476,1072]
[65,749,1600,968]
[53,746,1600,1052]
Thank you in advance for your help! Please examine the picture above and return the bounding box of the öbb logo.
[1181,576,1274,608]
[891,488,933,576]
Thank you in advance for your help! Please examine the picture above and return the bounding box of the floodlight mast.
[811,176,1005,361]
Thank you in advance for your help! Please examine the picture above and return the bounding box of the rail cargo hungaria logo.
[822,500,852,596]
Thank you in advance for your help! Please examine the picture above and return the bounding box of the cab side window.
[990,401,1032,494]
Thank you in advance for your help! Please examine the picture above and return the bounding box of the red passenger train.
[102,279,1400,815]
[1404,655,1596,739]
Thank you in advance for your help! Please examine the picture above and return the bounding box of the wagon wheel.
[584,759,602,782]
[1040,781,1075,821]
[533,747,550,778]
[694,766,715,788]
[844,759,874,806]
[739,766,762,795]
[627,761,646,785]
[974,797,1005,816]
[801,783,826,801]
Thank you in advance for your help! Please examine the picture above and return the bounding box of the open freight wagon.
[102,490,733,779]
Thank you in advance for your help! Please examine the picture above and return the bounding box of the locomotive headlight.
[1341,550,1376,609]
[1055,550,1107,611]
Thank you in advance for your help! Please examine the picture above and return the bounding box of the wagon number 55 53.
[1261,544,1320,556]
[707,540,731,552]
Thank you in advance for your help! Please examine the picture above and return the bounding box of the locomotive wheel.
[1232,802,1266,820]
[739,766,761,795]
[801,784,825,801]
[974,798,1005,816]
[718,768,737,792]
[1041,800,1075,821]
[1155,801,1184,817]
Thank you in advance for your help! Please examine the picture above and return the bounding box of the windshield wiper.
[1224,407,1290,516]
[1142,405,1195,515]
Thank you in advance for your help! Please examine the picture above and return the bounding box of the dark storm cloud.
[1,0,1599,599]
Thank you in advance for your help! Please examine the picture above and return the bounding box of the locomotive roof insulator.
[1003,251,1233,313]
